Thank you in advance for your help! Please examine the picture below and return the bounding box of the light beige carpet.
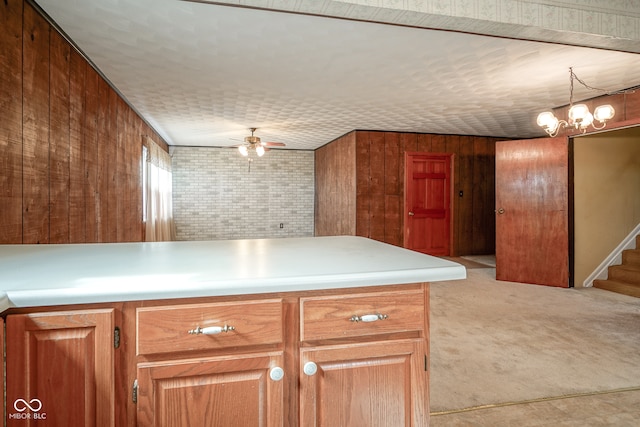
[429,268,640,412]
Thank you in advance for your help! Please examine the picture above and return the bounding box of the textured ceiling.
[36,0,640,150]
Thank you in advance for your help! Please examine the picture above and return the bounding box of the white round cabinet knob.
[303,361,318,376]
[270,367,285,382]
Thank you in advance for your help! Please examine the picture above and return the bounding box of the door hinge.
[114,326,121,349]
[132,379,138,404]
[424,355,428,372]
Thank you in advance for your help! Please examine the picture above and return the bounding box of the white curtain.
[144,136,176,241]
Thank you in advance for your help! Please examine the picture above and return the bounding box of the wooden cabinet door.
[137,352,284,427]
[6,309,116,426]
[300,339,428,427]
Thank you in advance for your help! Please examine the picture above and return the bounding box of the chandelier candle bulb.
[568,104,590,124]
[594,104,615,122]
[536,111,560,134]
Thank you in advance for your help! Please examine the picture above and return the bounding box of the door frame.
[403,152,454,256]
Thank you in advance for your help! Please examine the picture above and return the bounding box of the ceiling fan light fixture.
[235,128,285,160]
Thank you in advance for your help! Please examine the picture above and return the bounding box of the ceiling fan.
[233,128,286,157]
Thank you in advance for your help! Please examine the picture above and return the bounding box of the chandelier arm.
[543,119,567,137]
[546,127,560,137]
[555,120,568,137]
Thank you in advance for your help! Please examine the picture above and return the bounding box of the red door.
[404,153,453,256]
[495,137,569,287]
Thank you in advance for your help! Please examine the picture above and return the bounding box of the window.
[143,137,175,241]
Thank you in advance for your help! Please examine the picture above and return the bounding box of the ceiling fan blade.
[262,141,286,147]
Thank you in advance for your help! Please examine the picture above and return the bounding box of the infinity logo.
[14,398,43,412]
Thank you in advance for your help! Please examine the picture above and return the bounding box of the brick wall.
[171,147,315,240]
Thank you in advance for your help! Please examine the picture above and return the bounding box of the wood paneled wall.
[0,0,168,244]
[314,132,357,236]
[315,130,500,256]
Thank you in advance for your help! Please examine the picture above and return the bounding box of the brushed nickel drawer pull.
[350,313,388,323]
[188,324,235,335]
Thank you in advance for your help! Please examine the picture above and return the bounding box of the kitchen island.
[1,236,465,426]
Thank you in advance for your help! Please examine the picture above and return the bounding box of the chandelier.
[537,67,615,137]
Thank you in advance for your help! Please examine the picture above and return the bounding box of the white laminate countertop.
[0,236,466,311]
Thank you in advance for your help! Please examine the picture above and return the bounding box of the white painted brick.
[172,147,315,240]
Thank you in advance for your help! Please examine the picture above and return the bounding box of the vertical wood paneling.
[456,137,475,255]
[97,78,110,242]
[106,86,118,242]
[416,133,431,152]
[316,130,501,256]
[623,90,640,120]
[314,144,328,235]
[399,133,417,153]
[369,131,385,242]
[431,134,446,153]
[69,49,86,243]
[314,132,356,236]
[1,0,167,244]
[84,66,99,242]
[22,4,50,244]
[384,194,401,246]
[49,31,70,243]
[471,137,496,253]
[116,97,128,242]
[125,107,134,241]
[134,121,143,240]
[0,0,24,243]
[355,131,371,237]
[384,133,401,246]
[127,108,140,240]
[445,136,461,256]
[384,133,399,195]
[316,131,497,255]
[398,133,416,226]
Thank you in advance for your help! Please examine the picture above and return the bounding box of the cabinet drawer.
[300,289,425,341]
[137,299,283,356]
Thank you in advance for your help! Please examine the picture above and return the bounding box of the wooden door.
[300,339,428,427]
[137,352,284,427]
[495,137,569,287]
[6,309,116,426]
[404,153,453,255]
